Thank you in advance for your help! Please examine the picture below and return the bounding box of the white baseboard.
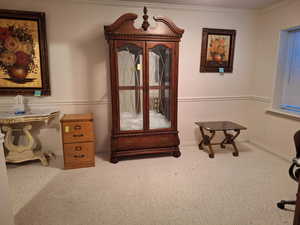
[181,139,291,163]
[244,140,290,162]
[180,140,198,147]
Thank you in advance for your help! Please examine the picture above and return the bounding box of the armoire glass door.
[147,43,173,129]
[116,42,144,131]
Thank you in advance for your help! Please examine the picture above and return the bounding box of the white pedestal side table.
[0,110,59,166]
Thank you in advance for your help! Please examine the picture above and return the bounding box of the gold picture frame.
[0,9,50,95]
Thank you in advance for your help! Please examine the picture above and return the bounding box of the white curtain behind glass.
[149,52,159,86]
[117,50,143,130]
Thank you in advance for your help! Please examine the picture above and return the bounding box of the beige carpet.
[6,144,296,225]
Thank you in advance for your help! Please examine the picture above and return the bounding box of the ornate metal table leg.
[231,142,239,157]
[220,133,227,149]
[198,127,205,150]
[198,139,204,150]
[207,143,214,158]
[223,130,240,157]
[199,127,215,158]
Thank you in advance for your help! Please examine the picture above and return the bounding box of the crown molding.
[8,0,285,14]
[257,0,297,14]
[49,0,255,14]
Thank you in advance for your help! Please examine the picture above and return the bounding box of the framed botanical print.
[0,9,50,95]
[200,28,236,73]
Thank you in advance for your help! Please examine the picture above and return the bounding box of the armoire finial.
[142,7,150,31]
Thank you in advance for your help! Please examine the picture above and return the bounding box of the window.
[273,27,300,114]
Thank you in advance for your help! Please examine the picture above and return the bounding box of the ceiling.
[118,0,285,9]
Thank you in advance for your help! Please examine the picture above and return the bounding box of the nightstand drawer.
[64,142,94,163]
[62,121,94,143]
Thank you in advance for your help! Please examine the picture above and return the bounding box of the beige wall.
[250,0,300,160]
[0,0,257,152]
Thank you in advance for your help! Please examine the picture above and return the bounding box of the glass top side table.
[0,110,59,166]
[195,121,247,158]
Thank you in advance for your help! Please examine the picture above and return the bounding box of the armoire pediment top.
[104,7,184,41]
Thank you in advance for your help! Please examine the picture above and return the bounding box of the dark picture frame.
[0,9,50,95]
[200,28,236,73]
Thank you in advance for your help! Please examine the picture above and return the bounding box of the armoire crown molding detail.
[104,8,184,41]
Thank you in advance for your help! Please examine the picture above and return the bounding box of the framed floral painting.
[0,9,50,95]
[200,28,236,73]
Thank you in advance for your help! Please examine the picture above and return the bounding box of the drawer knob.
[73,134,84,138]
[74,125,82,130]
[75,146,82,151]
[74,154,85,158]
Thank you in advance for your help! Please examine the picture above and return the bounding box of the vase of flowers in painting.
[0,26,35,83]
[208,37,226,64]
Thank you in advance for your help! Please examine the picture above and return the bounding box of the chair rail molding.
[0,99,110,110]
[248,95,271,104]
[178,96,250,102]
[0,95,271,111]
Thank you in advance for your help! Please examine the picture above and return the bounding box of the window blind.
[280,30,300,112]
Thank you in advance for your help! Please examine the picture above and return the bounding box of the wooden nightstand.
[60,113,95,169]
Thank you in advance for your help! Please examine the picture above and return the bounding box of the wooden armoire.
[104,7,184,163]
